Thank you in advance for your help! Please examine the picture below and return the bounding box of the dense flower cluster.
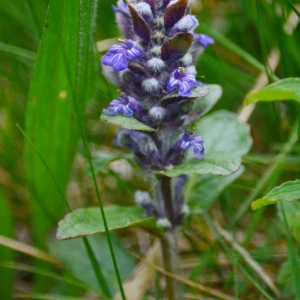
[101,0,213,226]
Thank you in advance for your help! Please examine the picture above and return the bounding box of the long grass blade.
[69,0,126,298]
[280,203,300,299]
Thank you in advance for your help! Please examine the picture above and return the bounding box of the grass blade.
[70,0,126,298]
[280,203,300,299]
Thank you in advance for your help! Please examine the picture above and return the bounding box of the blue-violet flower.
[167,67,197,97]
[101,39,144,72]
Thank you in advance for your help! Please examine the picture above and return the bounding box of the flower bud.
[149,106,166,122]
[147,58,165,72]
[157,218,171,228]
[142,78,160,93]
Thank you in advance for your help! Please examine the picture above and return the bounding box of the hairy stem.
[157,176,182,300]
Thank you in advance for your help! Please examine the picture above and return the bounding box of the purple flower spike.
[101,39,144,72]
[103,93,143,117]
[167,67,197,97]
[175,130,205,159]
[194,33,214,48]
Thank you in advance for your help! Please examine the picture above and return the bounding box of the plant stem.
[157,176,182,300]
[160,232,182,300]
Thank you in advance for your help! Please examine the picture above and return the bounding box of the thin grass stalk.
[254,0,273,83]
[280,203,300,299]
[203,214,275,300]
[70,0,126,297]
[287,0,300,19]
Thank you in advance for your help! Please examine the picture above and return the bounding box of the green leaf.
[245,78,300,104]
[24,0,98,289]
[186,110,252,214]
[278,259,300,298]
[0,42,36,60]
[158,152,241,178]
[57,205,162,240]
[48,233,136,295]
[193,84,223,117]
[251,180,300,210]
[188,166,245,214]
[88,150,134,175]
[195,110,252,155]
[100,113,156,131]
[278,201,300,241]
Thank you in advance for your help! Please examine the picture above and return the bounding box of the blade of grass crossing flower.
[18,125,111,297]
[71,0,126,298]
[280,203,300,299]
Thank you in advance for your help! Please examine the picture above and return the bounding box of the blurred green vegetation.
[0,0,300,299]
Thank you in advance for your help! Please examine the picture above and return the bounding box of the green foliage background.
[0,0,300,299]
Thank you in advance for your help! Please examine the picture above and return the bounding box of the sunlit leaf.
[158,152,241,178]
[57,205,162,240]
[245,78,300,104]
[101,113,156,131]
[251,180,300,210]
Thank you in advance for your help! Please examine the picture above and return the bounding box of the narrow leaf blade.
[245,78,300,104]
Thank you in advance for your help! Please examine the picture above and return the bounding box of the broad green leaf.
[193,84,223,117]
[25,0,97,289]
[195,110,252,155]
[57,205,162,240]
[278,259,300,297]
[101,113,156,131]
[48,233,136,295]
[158,152,241,178]
[186,110,252,214]
[278,201,300,241]
[0,189,15,300]
[88,150,134,175]
[251,180,300,210]
[188,166,245,214]
[245,78,300,104]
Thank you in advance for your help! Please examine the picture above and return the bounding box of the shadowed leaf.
[161,32,193,61]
